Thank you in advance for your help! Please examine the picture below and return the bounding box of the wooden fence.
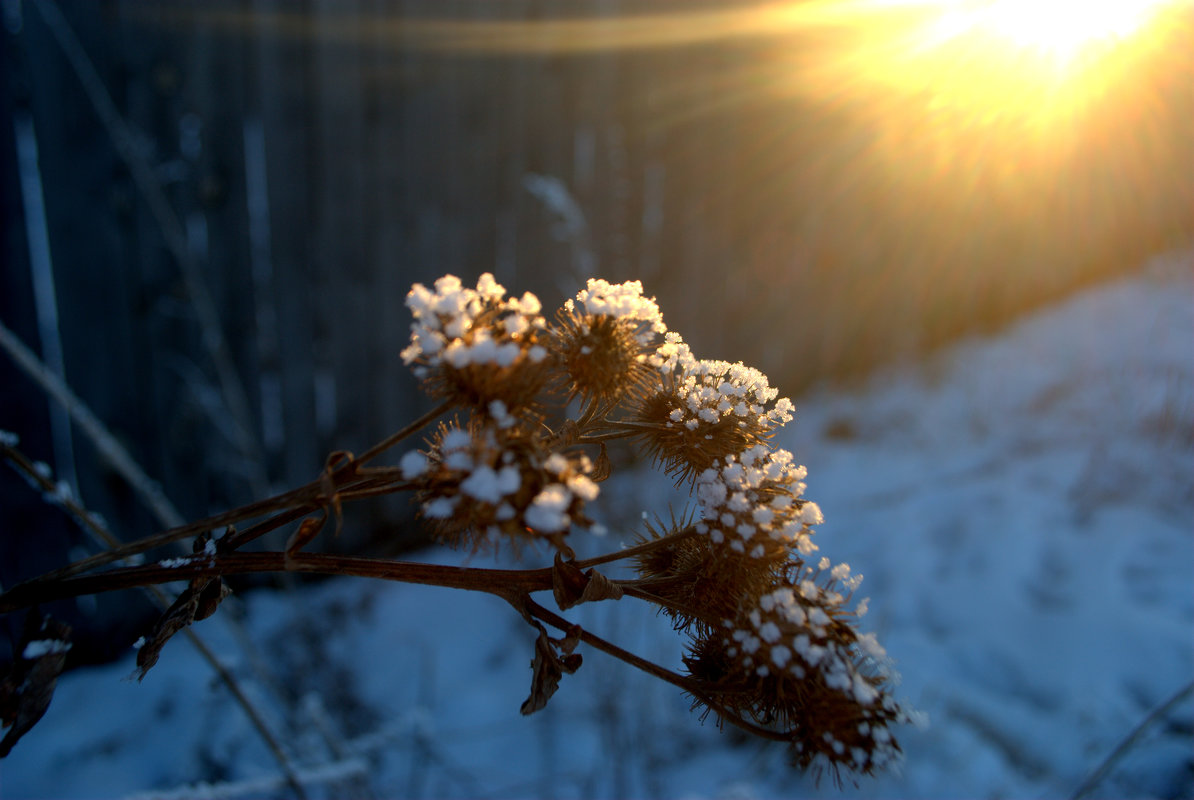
[2,0,1191,654]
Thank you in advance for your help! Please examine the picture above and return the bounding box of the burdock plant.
[0,273,922,782]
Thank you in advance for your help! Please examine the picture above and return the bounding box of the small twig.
[0,441,309,800]
[355,400,452,465]
[573,526,697,569]
[520,595,691,692]
[617,583,710,623]
[122,757,368,800]
[518,595,790,744]
[16,464,408,585]
[16,486,312,585]
[1070,679,1194,800]
[0,318,185,529]
[179,633,311,800]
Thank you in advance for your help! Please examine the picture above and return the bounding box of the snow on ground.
[2,250,1192,800]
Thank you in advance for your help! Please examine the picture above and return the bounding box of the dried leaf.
[322,451,351,538]
[552,552,590,610]
[550,419,581,449]
[591,442,612,483]
[135,576,231,679]
[578,568,623,605]
[0,613,72,757]
[520,623,583,716]
[552,553,623,611]
[285,516,325,558]
[193,576,233,622]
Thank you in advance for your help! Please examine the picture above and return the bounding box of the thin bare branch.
[28,0,267,493]
[518,595,790,744]
[1070,679,1194,800]
[0,440,308,799]
[355,400,453,464]
[0,318,185,529]
[572,526,698,569]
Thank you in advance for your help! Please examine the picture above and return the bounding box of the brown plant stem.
[355,400,452,465]
[0,439,309,799]
[0,553,554,614]
[519,594,691,689]
[14,467,413,587]
[572,526,698,569]
[617,583,710,623]
[0,318,186,529]
[517,595,790,745]
[7,396,445,588]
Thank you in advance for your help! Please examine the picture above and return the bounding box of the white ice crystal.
[566,474,600,502]
[400,273,544,371]
[423,497,458,519]
[525,485,572,532]
[22,639,72,659]
[694,446,815,554]
[570,278,666,345]
[660,356,795,436]
[460,466,509,504]
[399,450,429,480]
[488,400,516,429]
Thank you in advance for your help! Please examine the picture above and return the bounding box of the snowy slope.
[2,250,1191,800]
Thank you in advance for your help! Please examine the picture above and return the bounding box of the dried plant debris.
[520,623,583,716]
[551,554,623,611]
[134,576,231,680]
[1,613,72,757]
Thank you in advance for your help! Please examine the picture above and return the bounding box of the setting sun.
[925,0,1170,64]
[780,0,1189,137]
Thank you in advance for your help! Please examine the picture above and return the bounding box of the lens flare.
[932,0,1164,62]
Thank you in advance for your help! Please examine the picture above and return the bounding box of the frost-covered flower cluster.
[632,341,796,482]
[404,422,599,548]
[400,274,550,410]
[566,278,666,344]
[681,552,925,775]
[394,272,918,777]
[694,445,820,558]
[553,278,670,407]
[0,272,918,777]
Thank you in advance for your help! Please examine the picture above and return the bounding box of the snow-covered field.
[3,251,1192,799]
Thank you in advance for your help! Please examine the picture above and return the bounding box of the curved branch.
[518,595,792,745]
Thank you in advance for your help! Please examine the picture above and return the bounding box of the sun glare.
[790,0,1186,136]
[927,0,1165,64]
